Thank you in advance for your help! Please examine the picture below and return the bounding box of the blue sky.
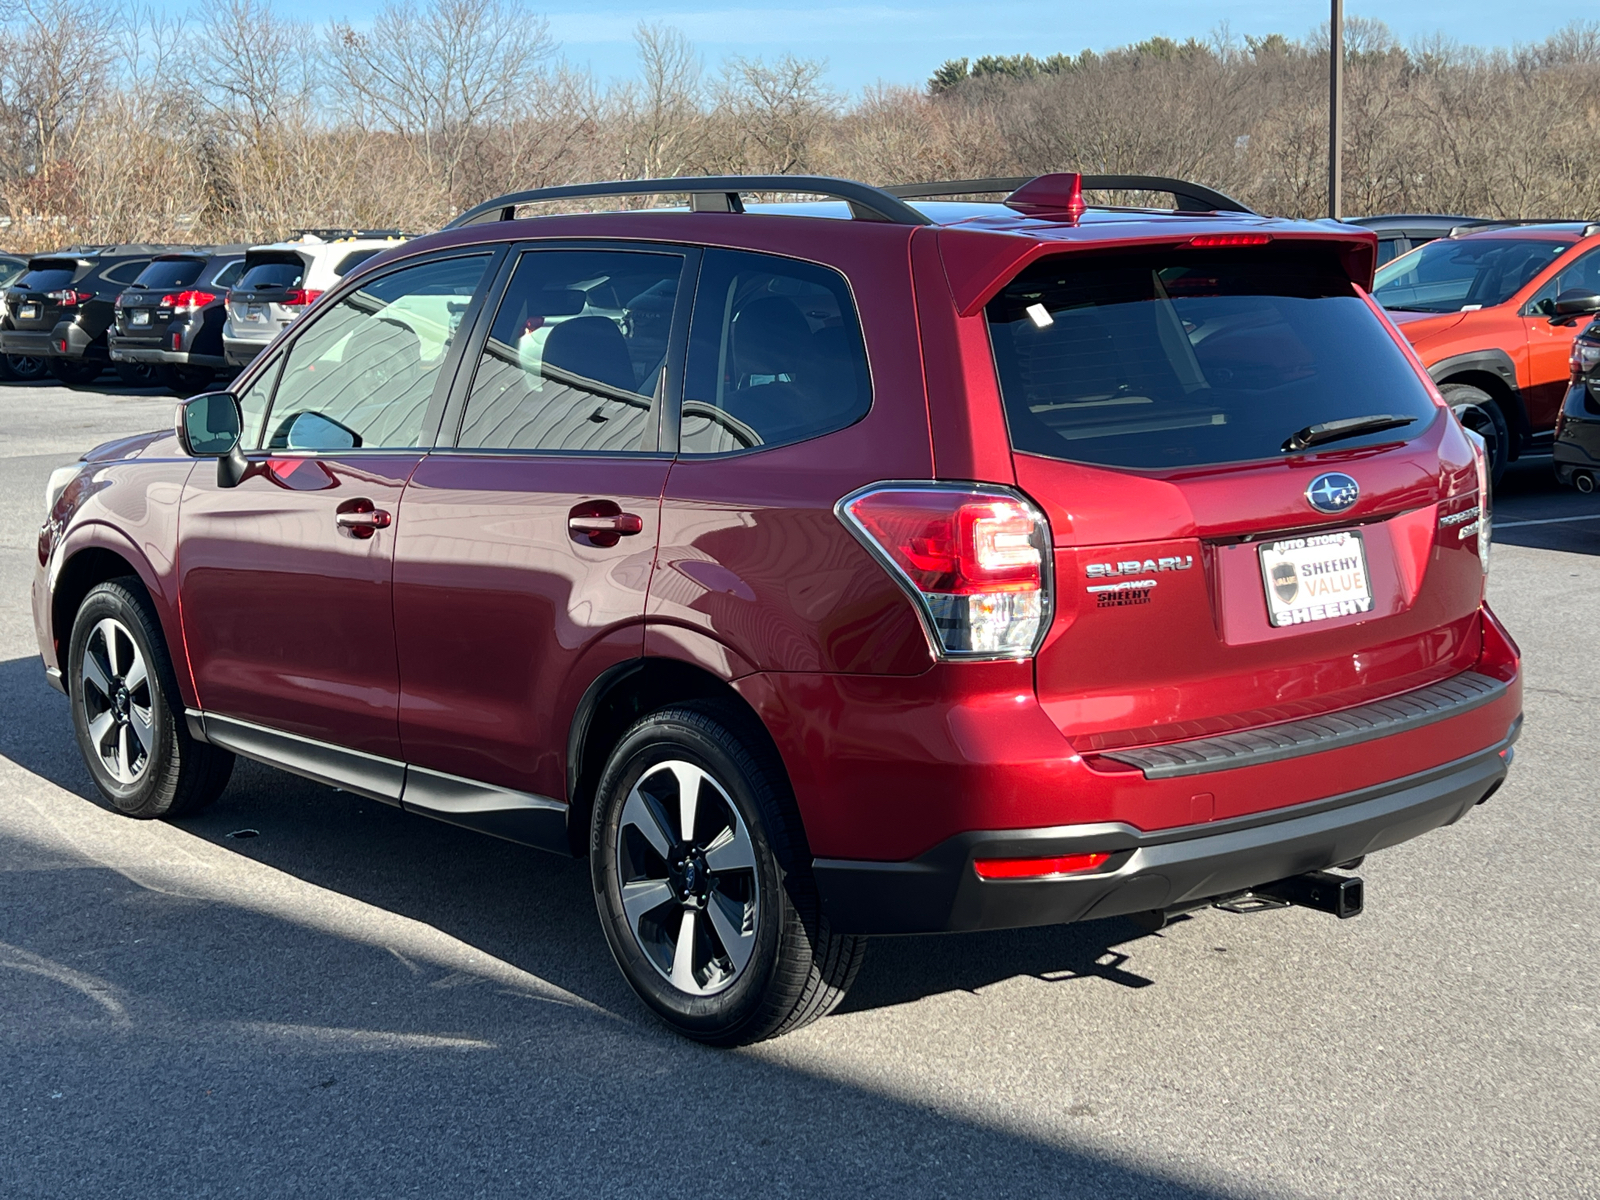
[264,1,1579,92]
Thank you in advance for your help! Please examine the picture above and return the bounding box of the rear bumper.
[108,343,229,369]
[222,329,272,367]
[0,329,60,357]
[815,722,1518,934]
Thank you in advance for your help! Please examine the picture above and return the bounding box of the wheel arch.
[1430,351,1529,456]
[565,656,778,857]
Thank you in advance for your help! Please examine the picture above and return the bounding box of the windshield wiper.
[1283,414,1416,452]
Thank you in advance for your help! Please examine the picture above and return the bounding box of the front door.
[178,252,493,757]
[1522,246,1600,432]
[393,244,692,801]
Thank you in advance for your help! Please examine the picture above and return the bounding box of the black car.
[0,245,204,386]
[1346,215,1495,266]
[0,252,49,381]
[107,248,248,394]
[1556,320,1600,492]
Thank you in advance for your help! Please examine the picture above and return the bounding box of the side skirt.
[191,710,572,855]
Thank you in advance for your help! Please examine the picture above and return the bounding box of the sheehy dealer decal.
[1258,531,1373,627]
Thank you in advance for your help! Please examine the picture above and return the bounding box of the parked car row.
[0,232,407,392]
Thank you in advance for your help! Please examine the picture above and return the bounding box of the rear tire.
[2,353,52,381]
[49,358,103,387]
[67,579,233,819]
[157,363,215,395]
[1441,382,1510,486]
[591,700,865,1045]
[113,361,158,387]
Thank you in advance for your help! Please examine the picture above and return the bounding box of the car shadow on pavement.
[1493,455,1600,555]
[0,655,1244,1198]
[0,652,1170,1023]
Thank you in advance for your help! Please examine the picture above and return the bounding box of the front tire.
[591,701,865,1045]
[1441,382,1510,486]
[67,579,233,818]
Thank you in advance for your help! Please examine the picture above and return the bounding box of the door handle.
[567,513,644,536]
[336,504,392,539]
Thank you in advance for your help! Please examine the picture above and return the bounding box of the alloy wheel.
[79,617,154,785]
[614,760,760,996]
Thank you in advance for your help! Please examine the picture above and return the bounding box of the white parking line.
[1495,513,1600,529]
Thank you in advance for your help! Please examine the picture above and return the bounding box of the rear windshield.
[1373,236,1574,312]
[988,250,1440,470]
[133,258,205,289]
[238,261,305,290]
[15,263,79,291]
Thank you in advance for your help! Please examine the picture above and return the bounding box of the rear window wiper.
[1283,413,1416,452]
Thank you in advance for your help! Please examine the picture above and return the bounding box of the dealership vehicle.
[1345,214,1493,267]
[222,232,408,368]
[36,173,1521,1044]
[1555,319,1600,491]
[108,248,248,394]
[1373,223,1600,482]
[0,245,208,385]
[0,252,50,381]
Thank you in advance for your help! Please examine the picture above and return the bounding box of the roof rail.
[883,175,1254,215]
[443,175,934,230]
[289,228,413,241]
[1447,218,1595,237]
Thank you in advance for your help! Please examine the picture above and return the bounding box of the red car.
[35,173,1521,1044]
[1372,222,1600,481]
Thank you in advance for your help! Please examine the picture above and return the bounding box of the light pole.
[1329,0,1343,219]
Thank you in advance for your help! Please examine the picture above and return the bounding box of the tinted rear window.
[1373,236,1574,312]
[16,264,79,291]
[133,258,205,289]
[988,251,1440,470]
[238,262,305,290]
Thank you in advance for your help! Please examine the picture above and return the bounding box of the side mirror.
[1553,289,1600,318]
[175,391,249,488]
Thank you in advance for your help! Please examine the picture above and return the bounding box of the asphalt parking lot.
[1,377,1596,1198]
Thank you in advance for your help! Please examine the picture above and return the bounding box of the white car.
[221,231,409,368]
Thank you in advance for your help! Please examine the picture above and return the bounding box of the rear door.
[982,245,1485,773]
[178,251,494,761]
[392,242,693,801]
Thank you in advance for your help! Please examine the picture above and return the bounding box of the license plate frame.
[246,304,267,321]
[1258,529,1374,628]
[20,303,38,320]
[130,310,150,326]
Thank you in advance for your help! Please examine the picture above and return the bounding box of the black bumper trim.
[1,330,60,357]
[1100,670,1506,779]
[813,722,1519,935]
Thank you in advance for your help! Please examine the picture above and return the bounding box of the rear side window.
[238,261,305,290]
[988,251,1441,470]
[101,260,149,285]
[210,260,245,288]
[133,258,206,289]
[681,249,870,454]
[17,263,79,291]
[457,248,684,453]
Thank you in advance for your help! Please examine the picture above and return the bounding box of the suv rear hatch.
[115,255,209,344]
[5,258,91,332]
[981,241,1487,756]
[228,251,315,340]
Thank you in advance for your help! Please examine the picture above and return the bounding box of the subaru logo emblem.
[1306,472,1360,513]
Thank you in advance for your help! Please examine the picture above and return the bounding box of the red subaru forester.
[34,173,1522,1044]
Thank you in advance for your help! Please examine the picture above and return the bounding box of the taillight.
[837,484,1052,659]
[281,288,323,307]
[160,290,216,310]
[973,852,1110,880]
[1188,233,1272,247]
[47,289,93,307]
[1464,429,1492,577]
[1570,336,1600,382]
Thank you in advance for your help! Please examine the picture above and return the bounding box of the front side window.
[456,248,684,453]
[988,249,1441,470]
[1522,247,1600,316]
[263,254,489,452]
[1374,236,1575,313]
[681,249,870,454]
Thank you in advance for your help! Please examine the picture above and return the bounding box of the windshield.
[987,250,1440,470]
[1373,237,1574,312]
[133,258,205,289]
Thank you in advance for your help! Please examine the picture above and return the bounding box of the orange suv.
[1373,222,1600,481]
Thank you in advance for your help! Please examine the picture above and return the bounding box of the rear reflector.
[838,484,1052,659]
[973,852,1111,880]
[1188,233,1272,247]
